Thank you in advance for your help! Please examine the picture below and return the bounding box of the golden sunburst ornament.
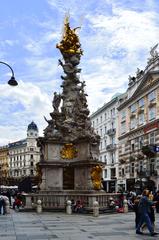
[60,143,78,159]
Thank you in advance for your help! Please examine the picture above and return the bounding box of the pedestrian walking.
[132,195,141,228]
[154,190,159,213]
[136,189,157,236]
[0,195,6,215]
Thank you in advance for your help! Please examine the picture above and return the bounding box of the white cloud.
[0,80,53,144]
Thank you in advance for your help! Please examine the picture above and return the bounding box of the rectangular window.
[139,136,144,149]
[131,143,135,152]
[111,153,114,164]
[100,128,102,137]
[100,115,102,123]
[130,117,136,129]
[138,98,144,107]
[130,163,135,174]
[112,136,115,144]
[148,91,156,102]
[104,169,107,178]
[104,155,107,164]
[30,148,34,151]
[100,141,102,150]
[138,113,145,125]
[139,161,143,172]
[150,159,155,173]
[130,104,136,113]
[149,132,155,145]
[104,126,107,134]
[111,168,116,178]
[121,110,126,120]
[121,122,126,134]
[148,107,156,120]
[121,144,125,154]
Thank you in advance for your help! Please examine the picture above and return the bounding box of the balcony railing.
[142,145,156,157]
[137,170,147,178]
[107,128,116,136]
[111,176,117,179]
[136,170,158,177]
[106,144,116,151]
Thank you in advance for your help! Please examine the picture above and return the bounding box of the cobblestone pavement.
[0,210,159,240]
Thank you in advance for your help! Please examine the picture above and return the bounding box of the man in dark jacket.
[0,195,6,215]
[136,190,157,236]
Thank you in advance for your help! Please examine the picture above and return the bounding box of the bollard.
[93,201,99,217]
[66,200,72,215]
[123,199,128,213]
[36,199,42,213]
[5,199,10,214]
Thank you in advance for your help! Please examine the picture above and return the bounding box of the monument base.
[23,190,120,212]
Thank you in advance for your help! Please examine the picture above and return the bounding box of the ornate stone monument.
[30,16,118,211]
[37,16,102,192]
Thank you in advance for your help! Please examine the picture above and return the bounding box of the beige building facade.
[0,145,9,185]
[118,47,159,192]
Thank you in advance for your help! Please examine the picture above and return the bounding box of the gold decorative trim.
[91,165,103,190]
[60,143,77,159]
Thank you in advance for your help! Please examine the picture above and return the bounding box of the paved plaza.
[0,210,159,240]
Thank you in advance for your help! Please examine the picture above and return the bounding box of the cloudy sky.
[0,0,159,145]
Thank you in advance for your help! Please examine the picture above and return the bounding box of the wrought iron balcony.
[137,170,147,178]
[142,145,156,157]
[111,176,117,179]
[150,170,158,176]
[106,144,116,151]
[107,128,116,136]
[129,156,135,162]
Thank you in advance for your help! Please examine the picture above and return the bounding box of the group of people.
[0,189,24,214]
[130,189,159,237]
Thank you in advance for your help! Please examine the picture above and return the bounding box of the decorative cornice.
[118,71,159,110]
[119,119,159,140]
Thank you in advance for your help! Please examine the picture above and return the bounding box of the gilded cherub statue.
[91,165,103,190]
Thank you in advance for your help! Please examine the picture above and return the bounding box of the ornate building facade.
[118,46,159,191]
[8,121,40,184]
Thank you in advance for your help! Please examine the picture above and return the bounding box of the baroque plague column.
[37,16,103,193]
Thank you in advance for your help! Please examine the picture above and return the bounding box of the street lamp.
[0,61,18,86]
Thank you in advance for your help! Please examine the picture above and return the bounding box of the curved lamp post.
[0,61,18,86]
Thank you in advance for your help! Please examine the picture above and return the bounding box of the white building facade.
[9,121,40,180]
[90,95,123,192]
